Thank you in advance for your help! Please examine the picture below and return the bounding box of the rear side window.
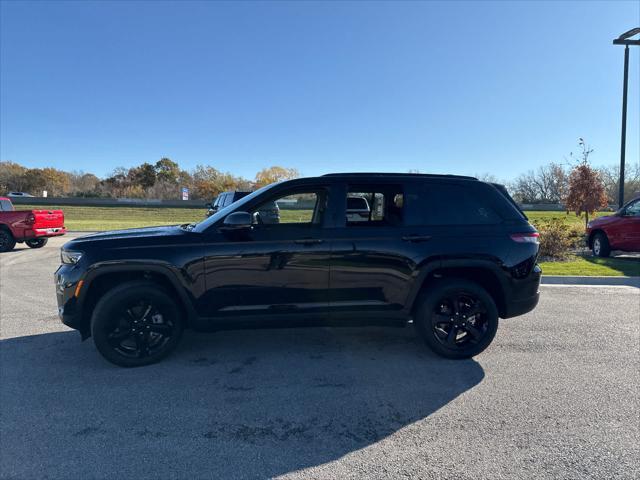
[0,199,13,211]
[405,182,503,226]
[346,185,404,226]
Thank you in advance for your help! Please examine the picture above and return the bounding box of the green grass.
[19,205,207,231]
[526,210,608,227]
[540,256,640,277]
[18,205,638,276]
[19,204,314,231]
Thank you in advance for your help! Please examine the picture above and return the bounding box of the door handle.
[294,238,324,245]
[401,235,432,243]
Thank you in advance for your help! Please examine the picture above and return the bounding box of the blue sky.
[1,0,638,181]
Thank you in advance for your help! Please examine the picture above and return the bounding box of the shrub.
[534,219,581,260]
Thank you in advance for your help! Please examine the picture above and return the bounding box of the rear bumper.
[502,264,542,319]
[33,227,66,238]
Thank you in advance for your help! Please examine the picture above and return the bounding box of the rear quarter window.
[405,182,505,226]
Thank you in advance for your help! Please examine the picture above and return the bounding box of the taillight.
[510,232,540,244]
[26,213,36,225]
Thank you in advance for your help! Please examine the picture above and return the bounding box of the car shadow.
[0,326,485,479]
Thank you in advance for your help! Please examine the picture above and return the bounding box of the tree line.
[1,141,638,204]
[0,158,300,200]
[507,140,639,205]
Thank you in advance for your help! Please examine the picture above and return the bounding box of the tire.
[0,229,16,253]
[414,279,499,359]
[91,281,184,367]
[26,238,48,249]
[592,232,610,258]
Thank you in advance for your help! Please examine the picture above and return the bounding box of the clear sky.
[1,0,638,181]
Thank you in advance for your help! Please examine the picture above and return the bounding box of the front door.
[202,187,331,320]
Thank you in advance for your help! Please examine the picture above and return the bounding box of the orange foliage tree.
[564,139,608,228]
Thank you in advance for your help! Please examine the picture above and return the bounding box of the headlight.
[61,250,83,265]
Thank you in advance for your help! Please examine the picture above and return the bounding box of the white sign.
[181,187,189,201]
[42,190,48,198]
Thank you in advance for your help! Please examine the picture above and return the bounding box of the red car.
[0,197,66,252]
[586,197,640,257]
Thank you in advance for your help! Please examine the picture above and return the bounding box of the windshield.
[192,183,279,233]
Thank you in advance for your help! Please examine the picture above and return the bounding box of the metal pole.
[618,45,629,209]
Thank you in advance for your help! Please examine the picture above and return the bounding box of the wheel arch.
[78,265,197,335]
[587,229,607,248]
[409,260,508,318]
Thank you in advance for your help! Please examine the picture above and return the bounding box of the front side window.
[0,199,13,211]
[250,191,324,225]
[625,200,640,217]
[346,185,404,226]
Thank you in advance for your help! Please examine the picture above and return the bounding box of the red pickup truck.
[586,196,640,257]
[0,197,66,252]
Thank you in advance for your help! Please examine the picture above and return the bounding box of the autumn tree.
[254,166,300,187]
[564,139,608,228]
[155,157,181,184]
[0,161,28,192]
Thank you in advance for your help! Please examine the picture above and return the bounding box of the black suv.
[206,191,251,216]
[55,173,541,367]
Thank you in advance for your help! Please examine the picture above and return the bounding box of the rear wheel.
[26,238,48,248]
[592,232,610,258]
[415,279,499,359]
[0,229,16,253]
[91,281,184,367]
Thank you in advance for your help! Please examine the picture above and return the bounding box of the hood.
[63,225,187,251]
[77,225,182,241]
[589,214,619,227]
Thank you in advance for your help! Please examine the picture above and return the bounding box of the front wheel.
[26,238,48,248]
[91,281,184,367]
[414,279,499,359]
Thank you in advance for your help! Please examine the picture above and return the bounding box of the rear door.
[327,181,435,318]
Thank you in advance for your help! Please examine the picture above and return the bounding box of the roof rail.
[321,172,478,180]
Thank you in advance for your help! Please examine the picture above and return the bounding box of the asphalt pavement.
[1,234,639,479]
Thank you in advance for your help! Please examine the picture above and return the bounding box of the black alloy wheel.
[91,281,183,367]
[106,299,177,359]
[415,279,499,359]
[431,292,490,349]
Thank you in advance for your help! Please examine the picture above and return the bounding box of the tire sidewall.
[26,238,48,248]
[0,230,16,252]
[415,279,499,359]
[91,282,184,367]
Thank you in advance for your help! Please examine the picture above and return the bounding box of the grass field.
[20,204,638,276]
[539,256,640,277]
[21,204,609,231]
[19,204,313,230]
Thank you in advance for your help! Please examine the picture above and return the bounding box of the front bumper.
[54,265,85,332]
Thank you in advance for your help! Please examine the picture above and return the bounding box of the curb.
[541,275,640,287]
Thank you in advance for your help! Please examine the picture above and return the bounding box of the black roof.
[321,172,478,181]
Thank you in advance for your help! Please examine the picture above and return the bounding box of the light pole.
[613,28,640,209]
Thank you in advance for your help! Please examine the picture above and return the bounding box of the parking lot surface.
[1,234,639,479]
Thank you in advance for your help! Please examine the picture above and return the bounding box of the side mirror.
[220,211,252,232]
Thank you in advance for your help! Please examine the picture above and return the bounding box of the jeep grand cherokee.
[55,173,541,367]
